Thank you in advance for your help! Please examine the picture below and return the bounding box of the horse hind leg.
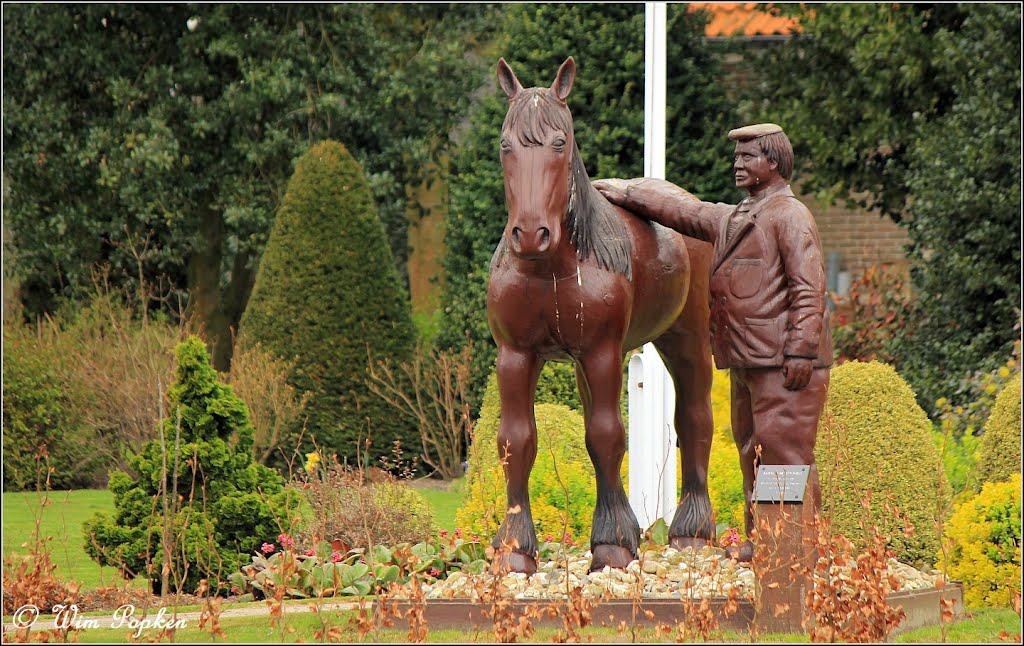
[653,322,717,548]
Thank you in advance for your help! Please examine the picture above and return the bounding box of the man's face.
[733,139,776,190]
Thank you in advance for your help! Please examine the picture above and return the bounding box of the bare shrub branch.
[226,337,311,465]
[365,342,473,480]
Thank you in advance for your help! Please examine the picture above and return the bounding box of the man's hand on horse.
[782,356,813,390]
[592,178,642,208]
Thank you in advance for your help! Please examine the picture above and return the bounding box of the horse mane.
[491,88,633,281]
[566,142,633,280]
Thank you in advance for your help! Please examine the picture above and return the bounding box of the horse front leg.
[579,343,640,571]
[493,344,544,574]
[654,324,717,549]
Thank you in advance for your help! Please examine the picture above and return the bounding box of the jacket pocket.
[743,317,780,360]
[729,258,763,299]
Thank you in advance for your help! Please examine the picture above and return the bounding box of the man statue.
[593,123,832,561]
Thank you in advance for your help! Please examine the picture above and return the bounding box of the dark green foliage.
[82,336,296,594]
[755,3,1021,415]
[3,4,499,367]
[437,4,739,412]
[238,141,417,468]
[2,325,105,491]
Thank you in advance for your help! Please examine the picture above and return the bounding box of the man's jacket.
[629,183,833,370]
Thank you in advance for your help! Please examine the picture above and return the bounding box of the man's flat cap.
[728,123,784,140]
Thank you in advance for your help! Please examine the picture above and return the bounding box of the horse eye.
[552,137,566,150]
[500,138,512,153]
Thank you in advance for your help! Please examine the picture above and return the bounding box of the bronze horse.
[486,56,717,573]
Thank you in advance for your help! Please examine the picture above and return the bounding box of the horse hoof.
[590,544,635,572]
[492,551,537,575]
[725,540,754,563]
[669,536,710,551]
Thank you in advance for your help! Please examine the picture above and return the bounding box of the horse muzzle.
[509,225,554,259]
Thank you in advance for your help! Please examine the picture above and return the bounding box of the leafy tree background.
[3,4,499,369]
[437,3,740,412]
[750,3,1021,415]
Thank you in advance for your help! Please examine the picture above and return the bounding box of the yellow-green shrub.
[704,368,745,533]
[456,374,594,542]
[815,360,949,566]
[372,481,436,540]
[976,372,1022,488]
[938,474,1021,608]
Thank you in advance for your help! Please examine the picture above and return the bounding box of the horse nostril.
[539,227,550,245]
[512,227,521,245]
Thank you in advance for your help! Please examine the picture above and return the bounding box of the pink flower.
[454,528,463,539]
[545,534,554,543]
[439,529,448,538]
[719,528,741,547]
[429,568,441,577]
[230,585,239,593]
[261,542,275,554]
[278,533,295,549]
[303,548,316,557]
[563,532,574,546]
[471,535,479,543]
[330,550,343,563]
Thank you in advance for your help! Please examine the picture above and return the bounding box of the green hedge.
[815,361,949,566]
[976,372,1022,488]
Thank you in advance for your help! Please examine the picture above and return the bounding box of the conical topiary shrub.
[815,360,949,566]
[82,336,297,594]
[239,140,417,468]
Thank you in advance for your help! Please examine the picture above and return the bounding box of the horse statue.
[486,56,717,574]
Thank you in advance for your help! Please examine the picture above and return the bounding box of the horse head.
[497,56,578,261]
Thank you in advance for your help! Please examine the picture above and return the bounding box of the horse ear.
[552,56,576,103]
[497,58,523,100]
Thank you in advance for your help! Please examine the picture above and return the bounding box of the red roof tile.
[689,3,802,38]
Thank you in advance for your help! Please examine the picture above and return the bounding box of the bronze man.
[593,124,832,561]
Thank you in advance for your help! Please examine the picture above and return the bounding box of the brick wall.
[795,185,911,293]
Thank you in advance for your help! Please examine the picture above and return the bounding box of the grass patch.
[2,481,465,592]
[891,607,1021,642]
[411,481,465,532]
[53,605,1024,643]
[2,488,142,591]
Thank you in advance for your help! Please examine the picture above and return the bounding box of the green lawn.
[0,482,467,592]
[2,488,142,591]
[58,606,1024,643]
[412,480,465,532]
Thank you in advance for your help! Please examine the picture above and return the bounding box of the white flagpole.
[630,1,677,529]
[644,1,667,180]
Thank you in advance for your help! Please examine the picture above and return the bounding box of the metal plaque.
[753,465,810,503]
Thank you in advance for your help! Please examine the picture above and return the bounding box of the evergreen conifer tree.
[239,141,417,467]
[83,336,295,594]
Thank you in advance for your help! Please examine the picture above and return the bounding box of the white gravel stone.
[418,545,938,601]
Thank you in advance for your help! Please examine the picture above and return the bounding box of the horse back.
[618,206,713,351]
